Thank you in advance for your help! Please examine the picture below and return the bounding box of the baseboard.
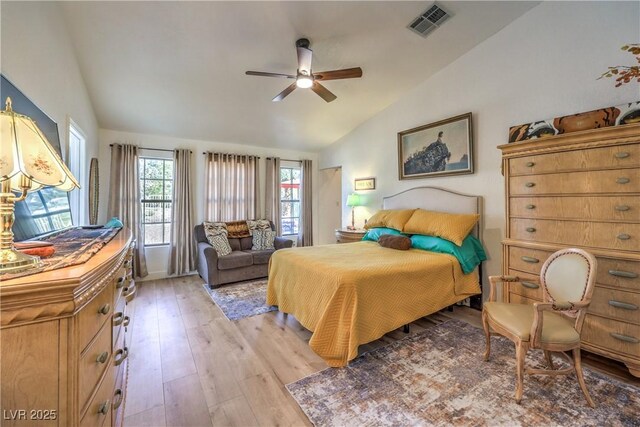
[137,270,198,282]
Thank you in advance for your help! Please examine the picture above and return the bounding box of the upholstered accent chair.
[482,248,597,407]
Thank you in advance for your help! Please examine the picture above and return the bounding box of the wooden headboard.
[382,186,482,239]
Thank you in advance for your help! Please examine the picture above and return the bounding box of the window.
[280,165,301,235]
[18,188,73,239]
[67,120,86,225]
[139,157,173,246]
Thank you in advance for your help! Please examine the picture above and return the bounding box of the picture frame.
[397,112,474,180]
[354,177,376,191]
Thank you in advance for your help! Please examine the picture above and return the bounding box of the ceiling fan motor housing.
[295,38,311,49]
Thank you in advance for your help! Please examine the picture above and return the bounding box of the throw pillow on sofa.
[226,220,251,238]
[251,229,276,250]
[203,221,228,239]
[247,219,271,236]
[209,234,232,257]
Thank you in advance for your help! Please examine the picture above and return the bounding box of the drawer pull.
[113,389,124,410]
[98,400,110,415]
[608,269,638,279]
[116,277,126,289]
[608,300,639,311]
[96,351,109,364]
[525,182,535,188]
[521,281,540,289]
[123,260,131,268]
[617,233,631,241]
[610,332,639,344]
[615,205,630,212]
[616,177,630,184]
[615,152,630,159]
[525,161,535,167]
[521,256,539,264]
[114,347,129,366]
[123,316,131,327]
[123,286,136,301]
[113,312,124,327]
[526,227,536,233]
[98,304,110,315]
[525,204,536,210]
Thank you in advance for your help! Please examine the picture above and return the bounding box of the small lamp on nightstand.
[0,97,79,273]
[346,193,361,230]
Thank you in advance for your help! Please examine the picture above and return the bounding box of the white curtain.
[204,152,259,221]
[168,149,196,276]
[107,143,148,278]
[297,159,313,247]
[265,157,281,234]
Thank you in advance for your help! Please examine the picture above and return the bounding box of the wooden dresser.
[0,229,136,426]
[499,124,640,378]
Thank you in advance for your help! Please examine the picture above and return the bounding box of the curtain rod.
[269,157,303,163]
[109,144,192,154]
[202,152,261,159]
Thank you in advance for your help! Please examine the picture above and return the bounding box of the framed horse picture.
[397,112,474,180]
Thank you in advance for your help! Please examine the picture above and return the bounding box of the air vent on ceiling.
[408,3,451,38]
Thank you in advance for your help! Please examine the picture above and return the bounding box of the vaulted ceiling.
[60,1,538,151]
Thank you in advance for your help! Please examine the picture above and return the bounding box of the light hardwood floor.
[123,275,639,427]
[122,275,482,427]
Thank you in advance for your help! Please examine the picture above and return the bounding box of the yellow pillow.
[403,209,479,246]
[364,209,416,231]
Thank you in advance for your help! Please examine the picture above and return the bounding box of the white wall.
[318,1,640,295]
[1,1,99,210]
[98,129,318,280]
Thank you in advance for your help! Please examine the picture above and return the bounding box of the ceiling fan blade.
[246,71,295,79]
[297,47,313,75]
[311,82,337,103]
[272,82,297,102]
[313,67,363,81]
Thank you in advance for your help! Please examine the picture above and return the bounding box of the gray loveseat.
[194,223,293,287]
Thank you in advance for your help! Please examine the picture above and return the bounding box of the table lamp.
[346,193,361,230]
[0,97,79,273]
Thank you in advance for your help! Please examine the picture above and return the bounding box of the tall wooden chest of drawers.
[499,124,640,377]
[1,229,136,426]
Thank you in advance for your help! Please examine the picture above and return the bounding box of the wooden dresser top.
[498,123,640,157]
[0,228,132,326]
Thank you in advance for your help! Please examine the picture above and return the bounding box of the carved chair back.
[540,248,597,333]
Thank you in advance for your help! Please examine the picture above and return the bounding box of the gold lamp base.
[0,248,41,274]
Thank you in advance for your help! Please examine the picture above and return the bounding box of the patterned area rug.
[287,319,639,427]
[203,279,277,321]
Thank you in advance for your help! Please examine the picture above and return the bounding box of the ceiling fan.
[246,38,363,103]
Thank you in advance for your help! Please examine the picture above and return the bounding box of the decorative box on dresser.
[498,124,640,378]
[0,229,136,426]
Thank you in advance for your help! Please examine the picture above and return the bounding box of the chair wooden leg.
[544,350,555,370]
[572,348,595,408]
[515,342,527,404]
[482,310,491,361]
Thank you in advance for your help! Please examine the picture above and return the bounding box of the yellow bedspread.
[266,241,481,367]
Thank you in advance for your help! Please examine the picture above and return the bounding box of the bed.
[266,187,483,367]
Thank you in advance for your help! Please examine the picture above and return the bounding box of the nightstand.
[335,228,366,244]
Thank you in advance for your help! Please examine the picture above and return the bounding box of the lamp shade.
[1,97,79,192]
[346,193,361,207]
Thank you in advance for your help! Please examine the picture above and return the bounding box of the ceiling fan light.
[296,76,313,89]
